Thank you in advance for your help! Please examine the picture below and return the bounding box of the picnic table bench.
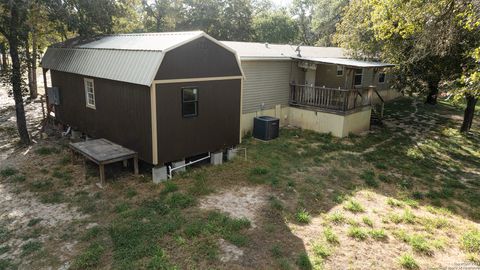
[69,138,138,186]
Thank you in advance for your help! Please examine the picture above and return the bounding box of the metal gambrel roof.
[42,48,164,86]
[41,31,242,86]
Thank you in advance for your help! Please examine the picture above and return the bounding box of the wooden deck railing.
[289,84,372,112]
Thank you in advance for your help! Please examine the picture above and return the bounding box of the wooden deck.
[69,138,138,186]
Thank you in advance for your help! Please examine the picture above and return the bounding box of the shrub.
[398,253,419,269]
[343,200,365,213]
[295,209,311,224]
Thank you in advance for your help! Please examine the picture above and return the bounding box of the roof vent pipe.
[265,42,269,48]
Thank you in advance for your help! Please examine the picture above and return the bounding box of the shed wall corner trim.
[150,83,158,165]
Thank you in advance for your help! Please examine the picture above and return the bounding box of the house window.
[354,69,363,86]
[182,87,198,117]
[378,72,386,84]
[84,78,95,109]
[336,65,344,76]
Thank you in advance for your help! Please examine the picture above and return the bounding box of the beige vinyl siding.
[241,60,300,113]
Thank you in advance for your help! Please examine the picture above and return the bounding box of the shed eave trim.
[152,76,243,84]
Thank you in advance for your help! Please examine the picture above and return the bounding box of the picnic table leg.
[99,164,105,186]
[133,155,139,175]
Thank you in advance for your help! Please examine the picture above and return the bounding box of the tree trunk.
[30,31,38,99]
[8,7,31,145]
[0,43,7,71]
[460,94,478,133]
[25,40,35,99]
[425,80,439,105]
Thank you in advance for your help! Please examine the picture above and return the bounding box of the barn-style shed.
[41,31,244,175]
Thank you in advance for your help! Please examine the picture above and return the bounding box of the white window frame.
[378,72,386,84]
[336,65,344,77]
[84,78,96,109]
[354,69,363,86]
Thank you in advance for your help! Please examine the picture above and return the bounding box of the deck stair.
[370,89,385,126]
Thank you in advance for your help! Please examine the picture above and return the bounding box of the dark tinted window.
[379,73,386,83]
[182,88,198,117]
[354,69,363,86]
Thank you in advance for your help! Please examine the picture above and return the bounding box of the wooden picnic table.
[69,138,138,186]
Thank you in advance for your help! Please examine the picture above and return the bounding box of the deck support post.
[227,148,236,161]
[152,166,168,183]
[133,155,139,175]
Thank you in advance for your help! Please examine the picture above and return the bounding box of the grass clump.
[35,146,59,156]
[147,248,176,270]
[328,212,346,224]
[409,235,434,255]
[347,226,368,241]
[343,200,365,213]
[295,209,311,224]
[0,167,17,178]
[162,181,178,194]
[296,252,312,270]
[369,229,387,241]
[250,167,269,175]
[461,229,480,253]
[312,243,331,258]
[387,198,404,208]
[362,216,373,227]
[27,218,42,227]
[323,227,339,245]
[71,242,105,269]
[270,245,283,258]
[360,170,378,187]
[398,253,419,269]
[165,192,196,209]
[21,241,42,256]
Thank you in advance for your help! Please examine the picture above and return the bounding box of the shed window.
[378,72,386,84]
[84,78,95,109]
[354,69,363,86]
[182,87,198,117]
[336,65,344,76]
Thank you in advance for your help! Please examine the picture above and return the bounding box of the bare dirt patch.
[199,186,269,227]
[218,238,244,262]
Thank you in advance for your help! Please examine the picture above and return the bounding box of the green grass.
[35,146,59,155]
[312,243,331,258]
[343,200,365,213]
[328,212,346,224]
[295,209,311,224]
[27,218,42,227]
[398,253,419,269]
[323,227,339,245]
[71,242,105,269]
[0,167,17,178]
[162,181,178,194]
[21,241,42,256]
[347,226,368,241]
[360,169,378,187]
[387,198,404,207]
[369,229,387,241]
[461,229,480,253]
[296,252,312,270]
[362,216,374,227]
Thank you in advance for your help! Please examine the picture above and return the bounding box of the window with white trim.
[84,78,96,109]
[354,69,363,86]
[378,72,386,84]
[336,65,344,76]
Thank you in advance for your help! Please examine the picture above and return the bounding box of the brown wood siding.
[156,79,241,164]
[315,63,346,88]
[51,70,153,163]
[155,37,242,80]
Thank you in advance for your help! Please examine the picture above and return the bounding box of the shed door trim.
[150,83,158,165]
